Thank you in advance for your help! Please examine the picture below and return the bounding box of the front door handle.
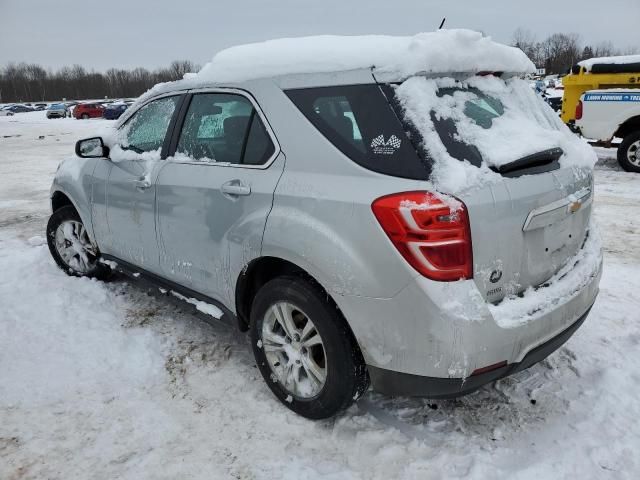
[221,180,251,197]
[134,177,151,191]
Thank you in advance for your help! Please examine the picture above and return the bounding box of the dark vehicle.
[545,94,563,112]
[47,103,69,119]
[4,105,34,114]
[34,103,48,111]
[103,102,129,120]
[74,103,104,119]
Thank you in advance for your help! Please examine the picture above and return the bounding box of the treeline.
[512,28,639,75]
[0,60,199,103]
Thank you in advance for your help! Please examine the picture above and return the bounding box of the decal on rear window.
[370,134,402,155]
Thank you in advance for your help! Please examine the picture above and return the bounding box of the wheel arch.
[51,190,76,213]
[235,256,365,360]
[235,256,310,331]
[49,189,96,245]
[614,115,640,140]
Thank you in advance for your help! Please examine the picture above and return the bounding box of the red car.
[74,103,105,119]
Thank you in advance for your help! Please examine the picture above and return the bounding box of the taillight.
[371,191,473,281]
[575,100,583,120]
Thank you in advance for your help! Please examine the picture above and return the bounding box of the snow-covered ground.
[1,111,639,479]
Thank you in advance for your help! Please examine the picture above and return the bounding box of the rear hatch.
[460,165,592,302]
[386,74,595,302]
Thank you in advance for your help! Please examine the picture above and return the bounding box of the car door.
[98,94,182,273]
[155,89,283,306]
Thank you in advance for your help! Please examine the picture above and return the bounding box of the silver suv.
[47,65,602,419]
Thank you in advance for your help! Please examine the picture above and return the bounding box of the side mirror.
[75,137,109,158]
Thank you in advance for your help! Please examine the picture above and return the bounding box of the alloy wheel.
[261,301,327,399]
[54,220,97,274]
[627,140,640,167]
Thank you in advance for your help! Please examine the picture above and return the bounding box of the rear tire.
[46,206,109,279]
[250,276,369,419]
[617,131,640,173]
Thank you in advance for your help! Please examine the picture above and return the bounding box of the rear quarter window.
[285,84,431,180]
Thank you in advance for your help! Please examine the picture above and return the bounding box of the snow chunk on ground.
[171,291,223,319]
[27,235,45,246]
[195,29,534,83]
[578,54,640,72]
[0,239,167,407]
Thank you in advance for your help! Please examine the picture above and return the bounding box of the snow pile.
[578,54,640,72]
[489,221,602,328]
[395,75,597,193]
[196,29,535,83]
[0,239,167,408]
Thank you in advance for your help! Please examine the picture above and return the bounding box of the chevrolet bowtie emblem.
[568,201,582,214]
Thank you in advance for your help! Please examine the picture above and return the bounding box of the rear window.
[392,77,568,174]
[285,84,431,180]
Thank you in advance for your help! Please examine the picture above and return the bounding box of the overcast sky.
[1,0,638,71]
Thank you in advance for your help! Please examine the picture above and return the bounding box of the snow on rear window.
[393,75,597,193]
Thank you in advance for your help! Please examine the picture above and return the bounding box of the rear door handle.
[221,180,251,197]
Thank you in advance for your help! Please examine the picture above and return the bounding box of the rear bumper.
[368,303,592,397]
[336,224,602,392]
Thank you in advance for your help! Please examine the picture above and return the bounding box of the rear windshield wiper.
[492,147,564,175]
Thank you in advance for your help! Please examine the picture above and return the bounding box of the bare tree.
[593,41,617,57]
[0,60,198,103]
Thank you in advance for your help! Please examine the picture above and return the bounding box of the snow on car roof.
[125,30,534,128]
[578,54,640,72]
[196,29,535,83]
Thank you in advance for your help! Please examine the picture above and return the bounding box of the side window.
[243,112,276,165]
[312,96,365,153]
[286,84,431,180]
[122,96,179,153]
[176,93,275,165]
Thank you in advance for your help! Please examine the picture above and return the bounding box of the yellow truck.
[561,55,640,125]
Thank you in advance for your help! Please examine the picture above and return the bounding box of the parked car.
[575,89,640,172]
[544,89,564,112]
[74,102,104,119]
[47,32,602,419]
[46,103,69,119]
[103,102,130,120]
[34,103,48,111]
[0,106,15,116]
[3,104,34,114]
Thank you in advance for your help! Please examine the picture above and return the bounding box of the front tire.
[46,206,109,279]
[250,276,369,419]
[617,131,640,173]
[81,113,89,120]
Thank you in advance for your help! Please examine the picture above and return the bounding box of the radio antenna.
[438,17,446,29]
